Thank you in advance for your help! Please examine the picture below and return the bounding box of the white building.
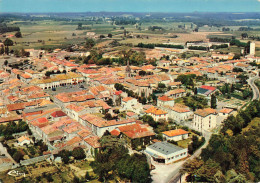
[157,95,174,107]
[163,105,193,123]
[250,42,255,56]
[18,136,30,146]
[145,141,188,164]
[145,106,168,121]
[193,108,217,131]
[162,129,189,141]
[121,97,142,113]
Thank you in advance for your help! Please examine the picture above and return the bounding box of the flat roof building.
[145,141,188,164]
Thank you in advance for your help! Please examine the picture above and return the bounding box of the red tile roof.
[84,136,101,148]
[200,85,216,91]
[51,111,67,118]
[158,95,174,102]
[110,129,120,136]
[163,129,189,137]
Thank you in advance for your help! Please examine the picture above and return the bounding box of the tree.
[15,31,22,38]
[85,39,95,49]
[181,158,204,182]
[0,46,4,55]
[194,87,198,95]
[77,23,82,29]
[58,150,71,164]
[158,82,166,88]
[4,46,9,55]
[196,159,221,182]
[104,113,113,120]
[211,94,217,109]
[72,147,86,160]
[4,38,13,46]
[241,33,248,39]
[13,151,23,162]
[99,35,105,39]
[4,60,8,66]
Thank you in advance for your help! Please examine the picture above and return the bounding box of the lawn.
[177,138,191,148]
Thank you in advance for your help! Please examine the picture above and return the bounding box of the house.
[18,136,30,146]
[197,85,217,97]
[162,129,189,141]
[50,111,67,121]
[168,82,182,89]
[110,123,155,147]
[145,141,188,164]
[84,136,101,157]
[157,60,171,68]
[165,89,186,99]
[121,97,142,113]
[157,95,174,107]
[218,108,234,123]
[163,104,193,123]
[145,106,168,121]
[193,108,217,131]
[79,113,137,137]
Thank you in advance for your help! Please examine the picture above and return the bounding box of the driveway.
[151,158,185,183]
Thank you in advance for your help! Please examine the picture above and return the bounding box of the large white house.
[145,141,188,164]
[193,108,217,131]
[163,104,193,123]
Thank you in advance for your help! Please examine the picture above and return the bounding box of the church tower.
[125,59,131,78]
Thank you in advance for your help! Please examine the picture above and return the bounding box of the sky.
[0,0,260,13]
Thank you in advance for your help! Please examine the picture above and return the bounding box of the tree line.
[137,43,184,49]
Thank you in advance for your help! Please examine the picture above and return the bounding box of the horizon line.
[1,11,260,14]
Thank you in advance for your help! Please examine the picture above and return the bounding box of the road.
[247,76,260,101]
[166,132,212,183]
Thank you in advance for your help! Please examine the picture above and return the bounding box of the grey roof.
[147,141,184,156]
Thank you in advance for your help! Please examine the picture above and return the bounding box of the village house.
[165,89,186,99]
[83,136,101,157]
[145,106,168,121]
[157,95,175,107]
[121,97,143,114]
[157,60,171,68]
[79,113,137,137]
[163,104,193,123]
[193,108,217,131]
[218,108,234,123]
[18,136,31,146]
[110,123,155,147]
[162,129,189,141]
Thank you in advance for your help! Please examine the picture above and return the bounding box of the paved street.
[247,76,260,101]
